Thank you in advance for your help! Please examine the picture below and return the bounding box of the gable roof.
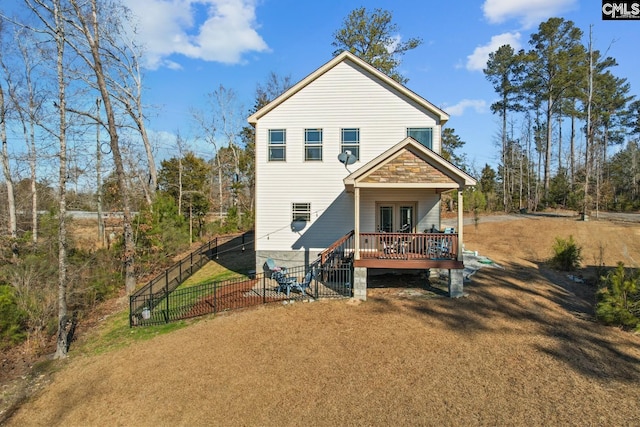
[247,51,449,125]
[343,137,477,190]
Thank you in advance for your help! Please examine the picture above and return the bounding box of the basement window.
[292,203,311,222]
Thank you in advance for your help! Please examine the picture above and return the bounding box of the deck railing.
[318,230,355,265]
[317,230,458,262]
[359,232,458,261]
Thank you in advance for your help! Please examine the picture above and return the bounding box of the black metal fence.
[129,232,251,326]
[130,262,352,327]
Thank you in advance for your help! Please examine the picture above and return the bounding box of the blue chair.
[264,258,286,278]
[274,270,314,297]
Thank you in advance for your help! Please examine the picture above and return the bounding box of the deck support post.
[448,269,465,298]
[457,189,464,262]
[354,187,360,260]
[353,267,367,300]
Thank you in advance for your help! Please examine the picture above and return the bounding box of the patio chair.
[264,258,286,278]
[272,270,296,295]
[439,228,455,257]
[274,270,314,297]
[382,238,398,255]
[292,270,314,295]
[427,234,452,258]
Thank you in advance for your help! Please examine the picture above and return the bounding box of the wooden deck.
[320,231,464,271]
[354,257,463,269]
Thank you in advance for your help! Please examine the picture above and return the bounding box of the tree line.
[480,17,639,214]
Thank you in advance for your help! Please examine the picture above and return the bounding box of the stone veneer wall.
[362,149,455,184]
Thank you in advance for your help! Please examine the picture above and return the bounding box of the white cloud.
[444,99,487,116]
[482,0,577,29]
[124,0,269,69]
[466,32,521,72]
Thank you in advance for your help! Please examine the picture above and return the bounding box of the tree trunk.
[29,119,38,245]
[557,108,562,173]
[544,93,553,202]
[584,26,594,216]
[501,105,508,212]
[0,84,17,240]
[53,0,69,359]
[570,111,575,188]
[96,99,104,246]
[136,113,157,204]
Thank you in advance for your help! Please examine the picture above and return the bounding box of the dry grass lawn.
[5,214,640,426]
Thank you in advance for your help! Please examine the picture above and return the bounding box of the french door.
[376,203,416,233]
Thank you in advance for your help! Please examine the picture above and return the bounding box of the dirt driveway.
[5,215,640,426]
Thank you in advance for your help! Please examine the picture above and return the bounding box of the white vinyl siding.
[254,60,443,253]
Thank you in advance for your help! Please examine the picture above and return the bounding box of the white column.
[354,187,360,260]
[457,189,464,262]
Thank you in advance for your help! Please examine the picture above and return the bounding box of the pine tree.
[332,7,421,84]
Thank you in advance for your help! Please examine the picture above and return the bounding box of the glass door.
[378,205,394,232]
[377,203,415,232]
[399,205,414,232]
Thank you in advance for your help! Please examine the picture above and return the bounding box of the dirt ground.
[4,214,640,426]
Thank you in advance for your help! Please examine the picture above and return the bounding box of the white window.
[341,128,360,160]
[304,129,323,161]
[269,129,286,161]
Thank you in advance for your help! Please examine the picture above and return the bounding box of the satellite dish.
[338,150,356,166]
[291,218,307,232]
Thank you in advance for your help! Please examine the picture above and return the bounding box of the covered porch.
[337,137,477,299]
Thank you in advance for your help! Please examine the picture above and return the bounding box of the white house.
[248,51,476,299]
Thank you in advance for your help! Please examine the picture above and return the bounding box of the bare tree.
[64,0,136,293]
[100,14,157,205]
[212,86,244,217]
[2,28,46,244]
[0,21,17,240]
[22,0,72,359]
[192,103,224,217]
[0,73,17,240]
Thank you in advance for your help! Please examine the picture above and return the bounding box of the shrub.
[0,285,26,349]
[596,263,640,331]
[8,256,59,350]
[550,235,582,271]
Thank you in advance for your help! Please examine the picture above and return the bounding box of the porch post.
[354,187,360,260]
[457,189,464,262]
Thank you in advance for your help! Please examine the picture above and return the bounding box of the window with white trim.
[341,128,360,160]
[407,128,433,150]
[304,128,323,161]
[268,129,286,161]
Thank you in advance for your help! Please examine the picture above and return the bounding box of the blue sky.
[126,0,639,171]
